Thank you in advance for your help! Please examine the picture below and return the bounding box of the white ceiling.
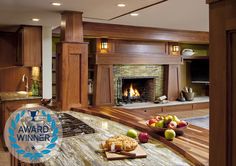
[0,0,209,31]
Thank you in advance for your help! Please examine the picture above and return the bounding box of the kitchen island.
[12,111,192,166]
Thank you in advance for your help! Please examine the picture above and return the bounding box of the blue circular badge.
[4,105,62,163]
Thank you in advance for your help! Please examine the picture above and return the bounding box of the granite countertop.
[0,92,42,102]
[44,111,193,166]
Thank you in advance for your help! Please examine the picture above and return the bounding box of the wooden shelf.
[182,55,209,60]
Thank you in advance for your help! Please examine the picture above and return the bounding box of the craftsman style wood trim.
[57,42,88,110]
[61,11,84,42]
[209,1,236,165]
[164,65,181,101]
[96,53,182,65]
[94,65,114,106]
[53,22,209,43]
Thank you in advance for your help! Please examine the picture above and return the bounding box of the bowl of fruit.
[146,115,188,134]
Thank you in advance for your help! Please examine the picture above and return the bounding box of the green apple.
[155,119,164,128]
[164,115,173,123]
[127,129,138,138]
[172,115,180,124]
[164,129,176,140]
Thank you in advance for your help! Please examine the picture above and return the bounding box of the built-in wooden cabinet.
[0,99,41,148]
[16,26,42,66]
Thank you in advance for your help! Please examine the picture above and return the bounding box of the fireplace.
[117,77,155,104]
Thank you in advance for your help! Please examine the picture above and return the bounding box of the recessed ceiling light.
[130,13,139,16]
[32,18,40,22]
[51,2,61,6]
[117,3,126,7]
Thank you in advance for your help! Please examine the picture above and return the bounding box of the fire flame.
[123,84,140,97]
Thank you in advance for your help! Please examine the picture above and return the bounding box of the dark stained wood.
[96,53,182,65]
[208,0,236,166]
[53,22,209,43]
[230,31,236,166]
[61,11,84,42]
[94,65,114,106]
[108,39,167,54]
[95,39,182,65]
[72,106,209,166]
[56,42,88,110]
[83,22,209,43]
[193,102,209,110]
[0,67,31,92]
[164,65,181,101]
[182,55,209,60]
[16,26,42,67]
[122,102,209,115]
[57,12,88,110]
[0,99,41,148]
[206,0,221,4]
[0,32,17,67]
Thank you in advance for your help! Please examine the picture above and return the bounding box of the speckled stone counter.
[44,111,192,166]
[0,92,41,102]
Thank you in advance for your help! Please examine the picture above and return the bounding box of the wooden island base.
[72,106,209,166]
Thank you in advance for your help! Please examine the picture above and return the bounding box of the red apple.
[177,120,188,128]
[138,132,149,143]
[148,119,157,125]
[168,121,177,129]
[155,115,164,121]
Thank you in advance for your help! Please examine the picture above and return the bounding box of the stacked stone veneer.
[113,65,164,103]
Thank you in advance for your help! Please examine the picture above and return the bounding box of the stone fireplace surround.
[113,65,164,104]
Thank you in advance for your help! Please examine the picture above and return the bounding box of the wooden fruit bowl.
[146,121,188,134]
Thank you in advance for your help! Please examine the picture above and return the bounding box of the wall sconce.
[101,38,108,50]
[172,45,180,52]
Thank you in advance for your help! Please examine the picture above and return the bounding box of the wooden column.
[57,11,88,110]
[207,0,236,165]
[94,65,114,106]
[164,65,181,101]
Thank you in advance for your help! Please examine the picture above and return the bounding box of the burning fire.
[123,84,140,97]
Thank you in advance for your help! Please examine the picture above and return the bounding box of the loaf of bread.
[102,135,138,152]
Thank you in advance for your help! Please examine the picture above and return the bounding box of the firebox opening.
[121,78,155,104]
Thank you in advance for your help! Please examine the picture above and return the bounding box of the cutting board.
[105,145,147,160]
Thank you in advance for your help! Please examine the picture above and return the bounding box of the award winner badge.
[4,105,62,163]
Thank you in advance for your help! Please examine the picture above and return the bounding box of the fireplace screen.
[118,77,155,103]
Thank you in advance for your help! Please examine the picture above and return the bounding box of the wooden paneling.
[0,67,31,92]
[96,53,182,65]
[17,26,42,66]
[57,12,88,110]
[163,104,193,112]
[208,0,236,165]
[164,65,181,101]
[95,39,182,65]
[61,11,83,42]
[109,40,167,54]
[57,42,88,110]
[0,32,16,67]
[193,102,209,110]
[53,22,209,43]
[229,32,236,166]
[0,99,41,148]
[52,22,209,43]
[94,65,114,106]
